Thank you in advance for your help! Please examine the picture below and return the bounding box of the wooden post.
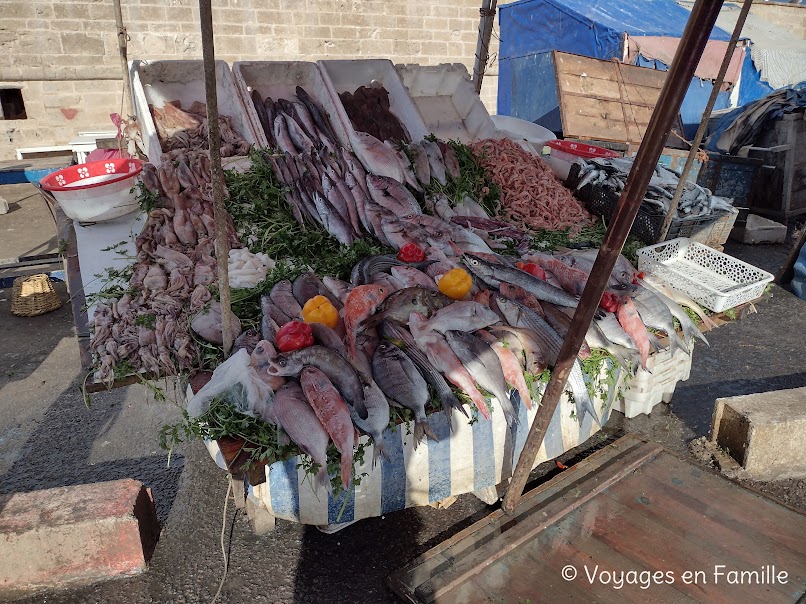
[501,0,726,515]
[112,0,134,120]
[658,0,753,241]
[199,0,234,356]
[472,0,498,95]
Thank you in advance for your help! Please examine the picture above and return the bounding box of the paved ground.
[0,184,59,262]
[1,182,805,602]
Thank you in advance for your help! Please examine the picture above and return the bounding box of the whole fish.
[499,283,545,317]
[528,253,589,297]
[495,297,600,426]
[323,276,353,304]
[313,191,353,246]
[421,139,447,185]
[372,340,437,447]
[343,284,391,367]
[349,378,391,464]
[424,301,501,333]
[296,86,338,145]
[463,253,579,308]
[273,382,330,493]
[344,171,372,234]
[361,286,448,328]
[641,275,716,333]
[285,113,315,154]
[634,288,689,356]
[541,302,591,359]
[344,149,372,200]
[437,141,461,181]
[263,345,368,418]
[327,165,362,235]
[259,295,276,342]
[322,173,357,233]
[352,131,404,182]
[594,311,638,352]
[293,271,343,310]
[570,249,638,288]
[300,367,355,488]
[379,320,467,422]
[445,330,517,427]
[350,254,435,285]
[264,97,278,143]
[270,279,302,319]
[640,281,708,347]
[409,312,491,419]
[476,329,533,409]
[251,90,274,146]
[310,322,345,355]
[366,174,422,216]
[249,339,287,395]
[409,141,432,186]
[384,140,422,193]
[372,272,405,292]
[233,328,261,355]
[487,325,548,374]
[273,114,297,155]
[390,266,437,290]
[617,297,651,370]
[292,100,319,144]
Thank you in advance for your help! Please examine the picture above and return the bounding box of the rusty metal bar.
[472,0,498,94]
[199,0,234,356]
[659,0,753,241]
[112,0,134,119]
[501,0,726,514]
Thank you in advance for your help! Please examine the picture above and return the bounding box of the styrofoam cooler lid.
[491,115,555,149]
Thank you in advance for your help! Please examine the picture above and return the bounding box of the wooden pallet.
[389,434,806,603]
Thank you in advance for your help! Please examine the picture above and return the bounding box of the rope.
[210,478,233,604]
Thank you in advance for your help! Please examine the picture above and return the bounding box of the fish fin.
[359,312,384,329]
[646,331,663,352]
[670,330,689,356]
[315,467,331,496]
[415,419,439,446]
[690,325,709,346]
[444,392,469,419]
[373,438,391,465]
[500,394,518,427]
[340,453,352,490]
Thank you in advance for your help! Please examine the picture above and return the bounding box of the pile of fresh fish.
[574,157,735,219]
[90,150,244,385]
[149,101,251,159]
[227,248,275,289]
[339,85,409,142]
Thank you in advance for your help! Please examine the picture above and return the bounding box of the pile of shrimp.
[470,138,593,236]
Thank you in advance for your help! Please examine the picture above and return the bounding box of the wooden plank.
[411,441,663,602]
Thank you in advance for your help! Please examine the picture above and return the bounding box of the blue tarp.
[499,0,733,133]
[737,46,774,107]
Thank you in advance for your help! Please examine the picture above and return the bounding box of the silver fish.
[463,253,579,308]
[322,276,353,304]
[292,100,319,144]
[379,320,467,424]
[313,191,353,247]
[639,281,709,346]
[361,286,448,328]
[310,322,345,355]
[349,378,391,464]
[444,330,517,427]
[293,271,343,310]
[410,141,431,186]
[352,131,404,182]
[273,114,296,155]
[372,340,438,447]
[385,140,422,193]
[421,139,447,185]
[269,280,302,320]
[366,174,422,216]
[437,140,460,180]
[424,301,501,333]
[633,289,688,356]
[273,382,330,493]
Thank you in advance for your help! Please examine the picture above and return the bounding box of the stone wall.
[0,0,500,160]
[749,1,806,40]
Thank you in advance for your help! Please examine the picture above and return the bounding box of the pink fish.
[617,297,650,369]
[273,382,330,493]
[343,284,390,365]
[390,266,437,290]
[409,312,491,419]
[525,254,588,296]
[476,330,533,410]
[300,366,355,488]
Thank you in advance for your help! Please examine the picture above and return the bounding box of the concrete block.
[0,479,160,598]
[730,214,787,244]
[710,387,806,480]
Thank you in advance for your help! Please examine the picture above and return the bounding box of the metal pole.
[199,0,234,356]
[112,0,134,119]
[472,0,498,94]
[659,0,752,241]
[501,0,725,515]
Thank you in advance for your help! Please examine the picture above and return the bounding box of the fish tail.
[500,394,518,427]
[372,438,391,465]
[442,391,469,419]
[414,419,439,447]
[315,467,331,495]
[339,452,352,490]
[670,330,689,356]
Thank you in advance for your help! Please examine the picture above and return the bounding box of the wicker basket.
[10,274,62,317]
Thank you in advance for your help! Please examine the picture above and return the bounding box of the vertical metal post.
[472,0,498,94]
[199,0,234,356]
[112,0,134,119]
[659,0,752,241]
[501,0,726,515]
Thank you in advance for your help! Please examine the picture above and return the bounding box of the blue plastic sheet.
[738,46,774,107]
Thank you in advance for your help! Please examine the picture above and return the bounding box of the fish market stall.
[61,59,722,533]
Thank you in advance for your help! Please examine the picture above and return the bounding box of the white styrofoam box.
[730,214,787,245]
[614,344,694,419]
[232,61,354,151]
[129,59,259,167]
[317,59,430,145]
[637,238,774,312]
[394,63,498,143]
[491,115,554,153]
[205,361,627,528]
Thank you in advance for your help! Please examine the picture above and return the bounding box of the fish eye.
[470,259,479,265]
[278,359,287,367]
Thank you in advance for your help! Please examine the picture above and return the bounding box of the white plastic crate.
[129,59,259,167]
[317,59,430,145]
[232,61,354,151]
[637,238,773,312]
[394,63,498,144]
[615,345,693,418]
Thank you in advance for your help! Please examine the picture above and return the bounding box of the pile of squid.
[217,246,713,491]
[90,151,243,385]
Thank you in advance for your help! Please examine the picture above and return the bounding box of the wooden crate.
[748,112,806,220]
[389,434,806,603]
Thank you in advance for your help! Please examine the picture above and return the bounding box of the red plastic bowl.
[547,140,620,159]
[40,158,142,192]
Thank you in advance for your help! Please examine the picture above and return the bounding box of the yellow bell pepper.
[302,295,339,329]
[438,268,473,300]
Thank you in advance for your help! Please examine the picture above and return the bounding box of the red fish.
[300,366,355,488]
[617,297,650,369]
[343,284,390,368]
[526,254,588,296]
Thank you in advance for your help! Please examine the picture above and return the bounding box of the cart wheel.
[245,497,276,535]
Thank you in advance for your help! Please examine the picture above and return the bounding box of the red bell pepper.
[276,320,314,353]
[516,261,546,280]
[397,243,426,263]
[599,291,620,313]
